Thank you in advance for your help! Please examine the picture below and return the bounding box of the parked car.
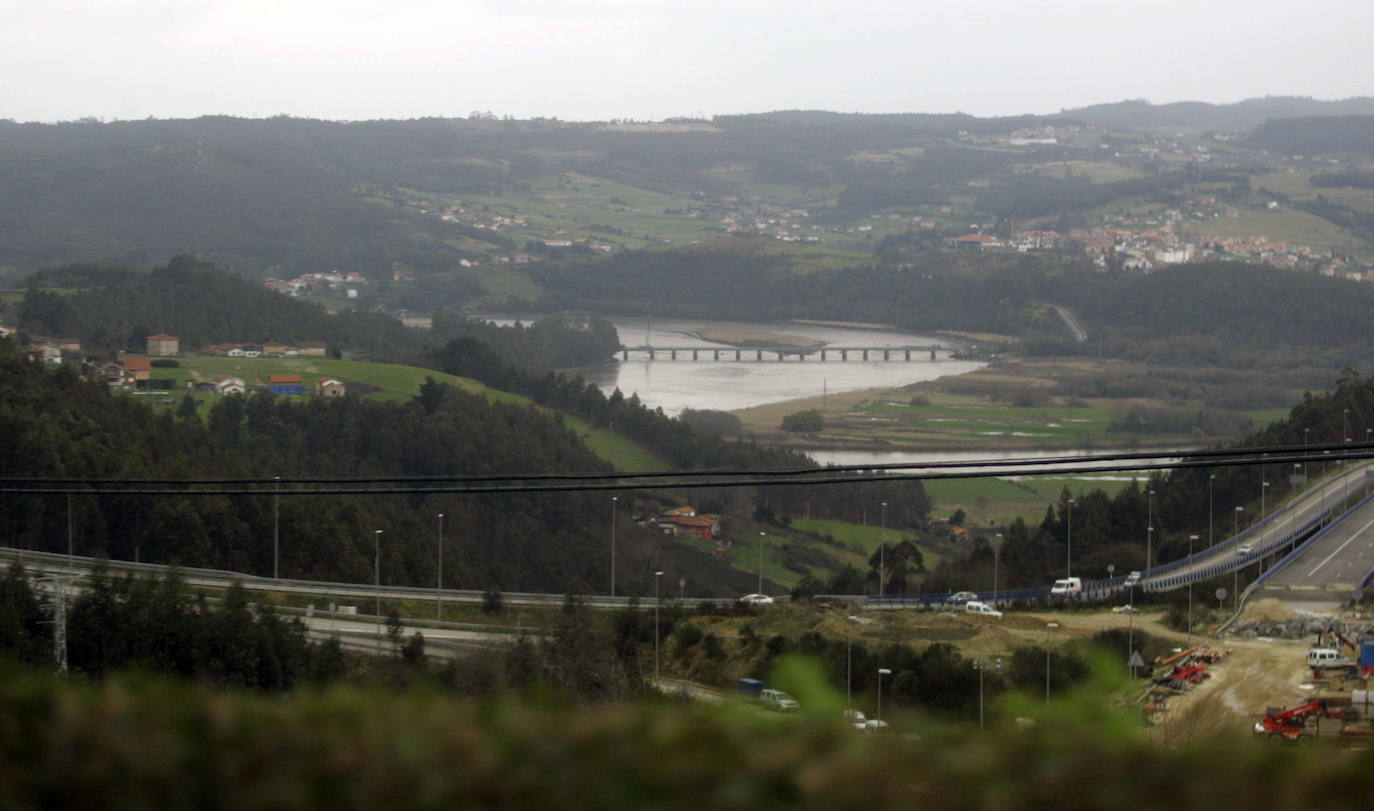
[842,709,867,725]
[856,719,891,733]
[760,688,799,712]
[964,600,1003,617]
[947,591,979,605]
[738,593,774,605]
[1112,604,1140,614]
[1050,577,1083,597]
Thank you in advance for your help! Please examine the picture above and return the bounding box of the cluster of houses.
[199,340,327,358]
[263,271,368,299]
[646,506,721,541]
[94,357,346,398]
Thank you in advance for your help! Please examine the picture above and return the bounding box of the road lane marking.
[1306,517,1374,578]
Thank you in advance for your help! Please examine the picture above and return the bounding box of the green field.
[1191,206,1368,251]
[788,518,945,570]
[836,397,1123,449]
[923,474,1147,528]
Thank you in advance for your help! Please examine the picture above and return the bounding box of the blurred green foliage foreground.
[1,655,1373,810]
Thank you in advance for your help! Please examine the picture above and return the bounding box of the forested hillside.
[16,257,620,368]
[0,339,758,596]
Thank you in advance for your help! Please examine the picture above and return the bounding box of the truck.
[1050,577,1082,597]
[737,678,765,698]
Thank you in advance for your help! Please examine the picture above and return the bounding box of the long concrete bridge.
[619,344,947,362]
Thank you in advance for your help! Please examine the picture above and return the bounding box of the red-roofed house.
[122,357,152,381]
[268,374,304,395]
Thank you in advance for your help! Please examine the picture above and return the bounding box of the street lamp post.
[992,533,1003,607]
[846,615,860,711]
[654,571,664,684]
[273,476,280,579]
[1233,507,1242,611]
[1147,488,1155,571]
[877,668,892,724]
[436,513,444,621]
[610,497,618,598]
[880,501,887,597]
[1303,428,1310,483]
[1260,479,1270,553]
[758,532,765,595]
[374,530,383,643]
[1066,498,1074,578]
[1208,474,1216,547]
[1187,535,1198,647]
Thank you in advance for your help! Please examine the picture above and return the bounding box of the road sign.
[1128,651,1145,669]
[1215,587,1228,602]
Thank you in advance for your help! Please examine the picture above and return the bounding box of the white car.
[964,601,1003,617]
[1237,544,1254,556]
[856,719,891,733]
[738,593,774,606]
[947,591,979,605]
[842,708,867,725]
[760,688,799,711]
[1112,604,1140,614]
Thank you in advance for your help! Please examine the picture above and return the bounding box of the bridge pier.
[904,349,911,361]
[883,349,890,361]
[648,349,655,360]
[840,350,847,361]
[756,350,763,362]
[862,350,869,361]
[820,349,826,361]
[621,349,628,361]
[930,347,936,361]
[692,349,698,361]
[735,349,741,361]
[713,349,720,361]
[670,350,677,360]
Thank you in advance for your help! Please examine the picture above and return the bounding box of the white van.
[965,601,1003,618]
[1050,577,1083,597]
[1307,648,1355,669]
[760,689,799,712]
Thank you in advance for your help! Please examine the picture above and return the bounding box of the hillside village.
[1,328,348,399]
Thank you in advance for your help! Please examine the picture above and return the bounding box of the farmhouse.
[315,377,346,398]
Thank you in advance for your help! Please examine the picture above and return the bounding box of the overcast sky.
[3,0,1371,123]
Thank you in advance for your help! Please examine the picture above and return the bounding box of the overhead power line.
[2,443,1371,497]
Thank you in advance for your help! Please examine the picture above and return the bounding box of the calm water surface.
[558,316,986,416]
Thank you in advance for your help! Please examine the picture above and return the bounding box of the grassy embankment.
[7,654,1365,809]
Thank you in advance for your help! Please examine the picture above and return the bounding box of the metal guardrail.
[0,546,753,610]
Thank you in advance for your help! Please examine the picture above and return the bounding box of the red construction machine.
[1253,699,1347,744]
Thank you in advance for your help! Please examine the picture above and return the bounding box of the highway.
[1259,491,1374,602]
[1138,461,1370,593]
[0,546,740,612]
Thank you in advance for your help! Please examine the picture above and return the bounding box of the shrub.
[781,410,825,433]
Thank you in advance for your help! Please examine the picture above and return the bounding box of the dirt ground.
[837,601,1320,740]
